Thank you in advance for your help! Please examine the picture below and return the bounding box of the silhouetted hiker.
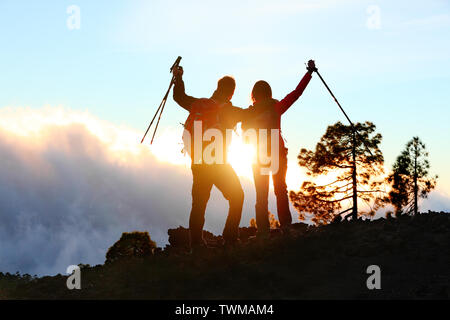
[242,60,317,238]
[172,66,248,251]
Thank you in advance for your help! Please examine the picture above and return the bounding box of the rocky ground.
[1,211,449,299]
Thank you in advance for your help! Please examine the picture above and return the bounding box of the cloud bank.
[0,106,262,276]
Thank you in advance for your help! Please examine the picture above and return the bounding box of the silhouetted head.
[251,80,272,103]
[213,76,236,102]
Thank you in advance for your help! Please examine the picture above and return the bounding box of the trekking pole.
[314,69,374,157]
[140,78,172,144]
[149,75,175,144]
[141,56,182,144]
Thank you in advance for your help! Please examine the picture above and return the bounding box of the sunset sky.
[0,0,449,275]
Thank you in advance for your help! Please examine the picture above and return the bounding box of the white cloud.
[0,106,264,276]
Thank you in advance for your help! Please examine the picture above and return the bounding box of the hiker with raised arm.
[242,60,317,239]
[172,66,248,252]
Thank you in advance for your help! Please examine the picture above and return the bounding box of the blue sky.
[1,0,449,191]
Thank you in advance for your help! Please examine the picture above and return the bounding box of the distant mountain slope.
[1,211,449,299]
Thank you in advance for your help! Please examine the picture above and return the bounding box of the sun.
[228,128,310,189]
[227,128,256,180]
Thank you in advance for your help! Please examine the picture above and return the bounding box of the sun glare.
[227,129,256,180]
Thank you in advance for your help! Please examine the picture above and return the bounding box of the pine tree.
[289,121,385,225]
[387,137,437,216]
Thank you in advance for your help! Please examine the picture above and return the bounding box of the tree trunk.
[414,146,418,215]
[351,132,358,220]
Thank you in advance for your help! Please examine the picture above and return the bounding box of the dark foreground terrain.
[1,211,449,299]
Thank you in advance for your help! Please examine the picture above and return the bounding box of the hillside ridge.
[1,211,449,299]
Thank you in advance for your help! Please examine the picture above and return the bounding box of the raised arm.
[276,60,316,115]
[172,66,199,112]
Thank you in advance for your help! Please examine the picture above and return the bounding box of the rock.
[167,226,190,248]
[167,226,258,248]
[167,226,219,249]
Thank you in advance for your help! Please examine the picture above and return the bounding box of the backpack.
[182,98,223,159]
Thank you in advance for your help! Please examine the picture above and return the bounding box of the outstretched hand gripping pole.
[314,69,374,157]
[140,56,182,144]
